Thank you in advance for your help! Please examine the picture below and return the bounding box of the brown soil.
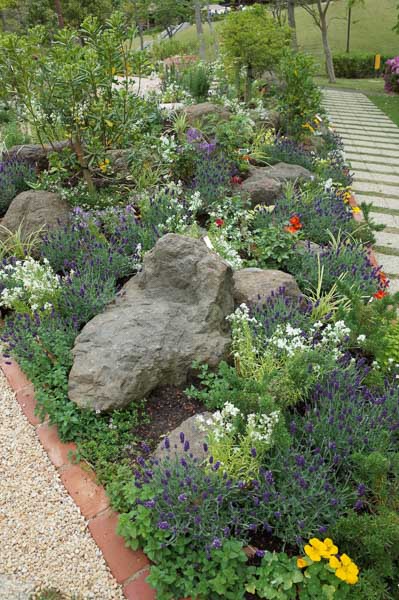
[134,385,206,449]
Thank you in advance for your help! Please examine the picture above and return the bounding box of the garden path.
[0,370,124,600]
[323,89,399,293]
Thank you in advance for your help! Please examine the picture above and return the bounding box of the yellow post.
[375,54,381,71]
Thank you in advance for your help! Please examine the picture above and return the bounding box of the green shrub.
[151,38,199,61]
[333,53,388,79]
[219,4,290,100]
[331,509,399,583]
[276,50,323,140]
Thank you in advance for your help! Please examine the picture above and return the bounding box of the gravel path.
[0,371,124,600]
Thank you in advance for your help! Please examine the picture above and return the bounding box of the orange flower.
[242,155,251,162]
[373,289,388,300]
[379,271,389,287]
[285,215,302,234]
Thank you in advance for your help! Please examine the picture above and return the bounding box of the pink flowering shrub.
[384,56,399,93]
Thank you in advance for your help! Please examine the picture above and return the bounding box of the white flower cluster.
[268,320,350,359]
[0,257,60,312]
[246,411,280,443]
[210,232,243,269]
[226,303,258,326]
[197,401,239,441]
[160,82,193,105]
[197,401,280,447]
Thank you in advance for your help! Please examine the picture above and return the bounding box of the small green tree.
[219,4,290,101]
[151,0,192,38]
[0,12,150,189]
[276,50,322,139]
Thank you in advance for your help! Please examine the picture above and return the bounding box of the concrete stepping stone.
[323,88,399,278]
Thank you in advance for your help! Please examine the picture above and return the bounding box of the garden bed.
[1,11,399,600]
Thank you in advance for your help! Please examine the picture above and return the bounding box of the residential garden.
[1,3,399,600]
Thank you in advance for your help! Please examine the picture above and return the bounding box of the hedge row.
[333,52,389,79]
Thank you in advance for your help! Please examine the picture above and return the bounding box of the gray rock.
[241,166,282,207]
[154,412,213,462]
[184,102,231,126]
[5,141,70,169]
[261,162,313,183]
[0,190,71,241]
[296,240,321,255]
[68,234,233,412]
[106,149,130,176]
[233,268,301,308]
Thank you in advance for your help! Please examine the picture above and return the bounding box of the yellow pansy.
[352,206,361,213]
[334,554,359,585]
[329,555,341,570]
[297,557,307,569]
[304,538,324,561]
[320,538,338,558]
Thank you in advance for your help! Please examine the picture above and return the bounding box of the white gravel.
[0,371,124,600]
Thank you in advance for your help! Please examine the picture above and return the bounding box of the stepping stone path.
[323,89,399,293]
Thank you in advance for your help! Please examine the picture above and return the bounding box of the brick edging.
[0,358,156,600]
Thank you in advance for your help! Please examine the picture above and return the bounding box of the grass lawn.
[316,76,399,127]
[173,0,399,67]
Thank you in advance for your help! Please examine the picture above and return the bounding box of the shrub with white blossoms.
[209,230,243,270]
[226,303,260,378]
[267,320,350,361]
[0,257,60,314]
[197,401,280,481]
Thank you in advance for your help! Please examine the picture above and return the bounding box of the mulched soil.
[133,385,206,449]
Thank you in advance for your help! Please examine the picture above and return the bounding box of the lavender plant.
[0,158,36,215]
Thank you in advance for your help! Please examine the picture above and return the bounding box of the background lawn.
[171,0,399,68]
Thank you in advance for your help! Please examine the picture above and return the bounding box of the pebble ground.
[323,89,399,293]
[0,371,124,600]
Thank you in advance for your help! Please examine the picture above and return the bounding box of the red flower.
[215,218,224,228]
[285,215,302,234]
[373,289,388,300]
[231,175,242,185]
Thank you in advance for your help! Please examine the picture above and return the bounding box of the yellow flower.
[304,538,324,562]
[334,554,359,585]
[320,538,338,558]
[329,556,341,570]
[352,206,361,214]
[297,557,307,569]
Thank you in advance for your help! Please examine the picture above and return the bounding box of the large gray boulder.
[261,162,313,183]
[184,102,231,126]
[0,190,71,240]
[68,234,234,412]
[233,268,301,308]
[241,166,282,207]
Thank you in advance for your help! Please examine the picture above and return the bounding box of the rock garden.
[1,8,399,600]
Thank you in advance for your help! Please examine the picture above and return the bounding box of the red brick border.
[0,357,155,600]
[0,192,382,600]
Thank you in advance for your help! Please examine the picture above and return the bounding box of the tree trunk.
[245,63,254,103]
[138,23,144,50]
[206,4,219,54]
[287,0,298,51]
[320,12,336,83]
[54,0,65,28]
[194,0,206,61]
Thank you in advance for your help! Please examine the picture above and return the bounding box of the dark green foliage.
[186,360,275,414]
[333,53,388,78]
[331,509,399,583]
